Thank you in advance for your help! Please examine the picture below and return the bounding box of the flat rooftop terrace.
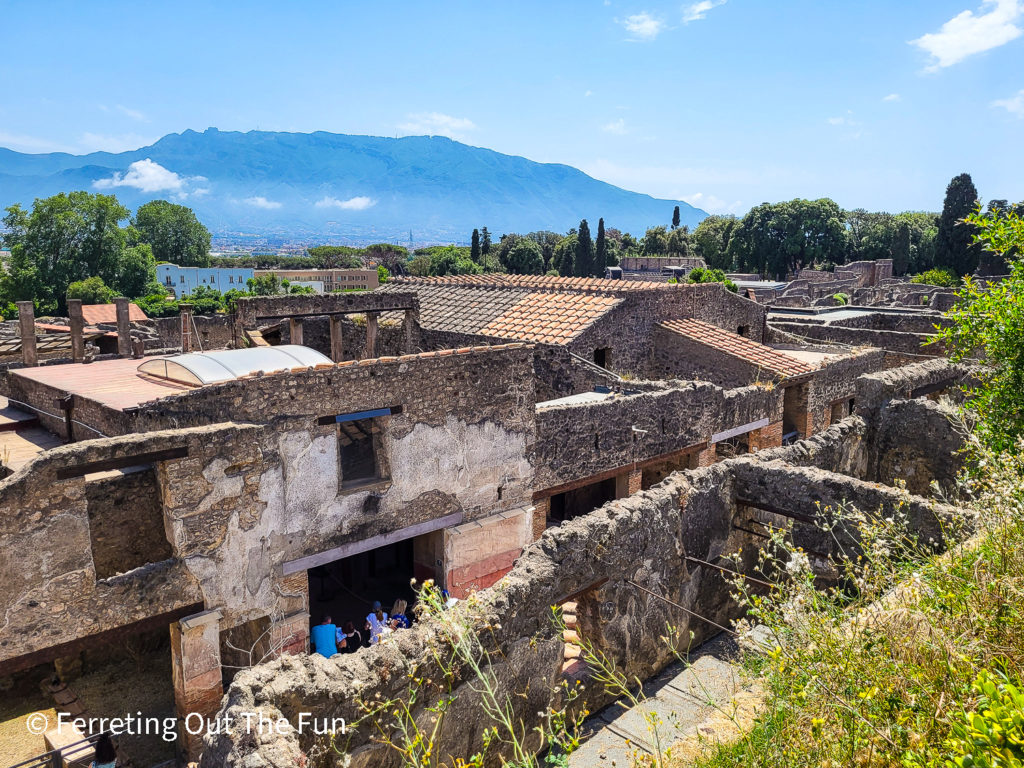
[10,356,191,411]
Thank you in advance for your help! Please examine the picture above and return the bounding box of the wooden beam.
[711,417,769,445]
[282,511,464,575]
[56,446,189,480]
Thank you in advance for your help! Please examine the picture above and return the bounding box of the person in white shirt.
[365,600,389,644]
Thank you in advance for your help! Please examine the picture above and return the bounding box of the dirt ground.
[0,682,55,764]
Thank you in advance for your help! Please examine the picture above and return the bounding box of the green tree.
[134,200,211,267]
[933,207,1024,451]
[363,243,408,273]
[502,240,545,275]
[554,234,577,277]
[428,245,481,276]
[672,205,681,229]
[116,243,158,298]
[525,231,562,272]
[3,192,130,313]
[935,173,980,276]
[891,220,912,276]
[595,218,608,276]
[307,245,363,269]
[246,273,286,295]
[692,215,737,270]
[666,225,691,257]
[471,228,481,263]
[66,276,115,304]
[377,265,390,284]
[641,225,670,256]
[573,220,595,277]
[728,198,847,279]
[481,227,491,256]
[687,266,738,292]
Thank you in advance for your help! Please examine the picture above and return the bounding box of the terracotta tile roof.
[388,274,671,293]
[659,318,814,380]
[80,303,148,324]
[378,284,622,344]
[480,292,621,344]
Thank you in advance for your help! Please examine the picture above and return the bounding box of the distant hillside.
[0,129,706,243]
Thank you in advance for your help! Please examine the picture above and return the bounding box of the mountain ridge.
[0,128,707,244]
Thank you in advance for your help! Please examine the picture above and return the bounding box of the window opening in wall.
[737,325,750,337]
[848,397,856,416]
[593,347,611,369]
[339,418,387,489]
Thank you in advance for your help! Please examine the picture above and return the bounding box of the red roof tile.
[659,318,814,380]
[80,303,148,324]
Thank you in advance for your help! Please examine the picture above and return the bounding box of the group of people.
[310,598,412,657]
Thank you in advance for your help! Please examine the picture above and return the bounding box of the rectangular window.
[338,417,387,489]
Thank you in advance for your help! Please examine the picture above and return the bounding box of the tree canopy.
[935,173,980,276]
[134,199,212,268]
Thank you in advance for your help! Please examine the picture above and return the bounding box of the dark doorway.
[548,477,617,525]
[307,539,419,646]
[593,348,612,369]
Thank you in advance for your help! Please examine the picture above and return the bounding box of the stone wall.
[870,398,964,496]
[532,345,624,402]
[768,320,941,355]
[200,415,961,768]
[145,314,237,352]
[534,380,780,492]
[650,324,768,387]
[806,349,888,434]
[85,467,171,579]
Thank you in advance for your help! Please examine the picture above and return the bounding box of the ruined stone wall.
[278,315,413,359]
[532,345,624,402]
[855,358,974,425]
[870,398,964,496]
[806,349,887,434]
[566,283,767,377]
[234,292,419,328]
[200,418,958,768]
[534,380,781,491]
[768,320,941,355]
[144,315,236,351]
[650,324,765,386]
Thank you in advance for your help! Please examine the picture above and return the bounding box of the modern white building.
[157,263,255,297]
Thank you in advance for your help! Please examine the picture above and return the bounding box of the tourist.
[389,599,411,629]
[365,601,389,644]
[339,621,362,653]
[90,733,117,768]
[310,615,338,657]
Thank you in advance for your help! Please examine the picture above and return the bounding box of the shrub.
[911,267,958,287]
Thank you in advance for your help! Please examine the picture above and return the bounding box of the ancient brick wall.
[650,324,763,386]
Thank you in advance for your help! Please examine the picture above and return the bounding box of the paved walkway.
[569,632,762,766]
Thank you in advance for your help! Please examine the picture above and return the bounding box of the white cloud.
[398,112,476,139]
[602,118,628,135]
[826,111,861,127]
[883,93,902,102]
[94,158,186,193]
[315,196,377,211]
[683,0,726,23]
[681,192,744,215]
[79,132,156,153]
[992,88,1024,116]
[116,104,147,122]
[244,196,282,210]
[911,0,1023,71]
[619,12,665,41]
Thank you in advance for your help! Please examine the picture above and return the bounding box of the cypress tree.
[672,205,681,229]
[481,227,491,255]
[595,218,608,276]
[574,220,595,277]
[471,228,481,263]
[935,173,980,276]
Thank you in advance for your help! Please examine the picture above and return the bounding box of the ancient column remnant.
[289,317,304,346]
[330,315,344,361]
[180,303,194,353]
[16,301,37,367]
[170,609,224,761]
[114,297,132,358]
[364,311,378,358]
[67,299,85,363]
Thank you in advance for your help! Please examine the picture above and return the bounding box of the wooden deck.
[0,396,63,474]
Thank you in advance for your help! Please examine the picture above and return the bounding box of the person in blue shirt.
[310,615,339,657]
[389,599,412,629]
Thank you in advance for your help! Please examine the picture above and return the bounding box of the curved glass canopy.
[137,345,333,386]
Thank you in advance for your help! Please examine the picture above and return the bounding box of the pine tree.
[471,229,481,263]
[481,227,491,255]
[935,173,980,276]
[595,218,608,276]
[891,220,911,276]
[672,205,681,230]
[574,219,595,277]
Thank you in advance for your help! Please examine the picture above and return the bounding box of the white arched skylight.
[137,345,333,386]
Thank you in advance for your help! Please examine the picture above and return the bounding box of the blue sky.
[1,0,1021,215]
